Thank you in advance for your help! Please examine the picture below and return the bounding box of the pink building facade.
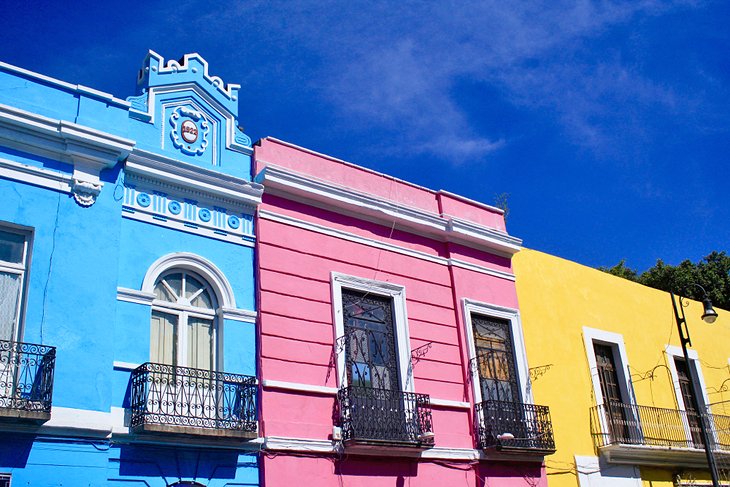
[253,137,554,486]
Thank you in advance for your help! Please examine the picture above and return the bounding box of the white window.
[582,328,635,409]
[151,270,219,371]
[0,473,10,487]
[462,299,531,405]
[331,273,412,391]
[0,225,31,344]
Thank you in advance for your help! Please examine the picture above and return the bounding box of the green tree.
[599,252,730,311]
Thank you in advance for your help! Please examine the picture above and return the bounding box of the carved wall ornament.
[169,106,210,156]
[72,179,103,207]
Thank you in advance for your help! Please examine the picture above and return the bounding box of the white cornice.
[126,149,262,208]
[0,61,131,107]
[0,103,134,206]
[256,164,521,256]
[263,436,545,462]
[599,443,730,469]
[0,156,72,193]
[258,209,516,281]
[117,287,155,305]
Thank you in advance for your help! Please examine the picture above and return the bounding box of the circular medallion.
[181,120,199,143]
[168,201,182,215]
[136,193,151,208]
[198,208,212,222]
[227,215,240,229]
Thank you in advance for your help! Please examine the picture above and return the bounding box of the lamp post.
[670,284,720,487]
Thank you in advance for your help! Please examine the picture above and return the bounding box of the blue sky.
[1,0,728,271]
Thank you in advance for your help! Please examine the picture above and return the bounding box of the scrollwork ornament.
[169,106,210,156]
[72,179,103,207]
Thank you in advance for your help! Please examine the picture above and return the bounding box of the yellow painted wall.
[513,249,730,487]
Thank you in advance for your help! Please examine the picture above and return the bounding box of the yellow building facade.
[514,249,730,487]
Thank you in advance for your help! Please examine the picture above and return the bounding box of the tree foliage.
[599,251,730,311]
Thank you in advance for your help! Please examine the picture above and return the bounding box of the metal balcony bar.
[476,399,556,453]
[590,402,730,451]
[0,339,56,419]
[130,362,257,436]
[338,385,434,446]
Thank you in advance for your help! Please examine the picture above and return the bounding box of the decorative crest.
[169,106,210,155]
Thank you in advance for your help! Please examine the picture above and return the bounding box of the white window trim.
[330,272,413,392]
[582,327,636,408]
[0,223,32,344]
[141,252,236,308]
[462,298,532,404]
[665,345,711,412]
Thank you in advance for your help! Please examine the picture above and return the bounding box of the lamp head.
[702,297,718,324]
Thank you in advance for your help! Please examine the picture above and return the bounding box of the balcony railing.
[0,339,56,422]
[338,385,435,447]
[130,362,257,438]
[590,402,730,452]
[476,400,556,454]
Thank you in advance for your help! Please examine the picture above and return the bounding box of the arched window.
[151,270,219,371]
[168,482,206,487]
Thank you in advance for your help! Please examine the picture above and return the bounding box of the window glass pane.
[191,289,213,309]
[0,271,21,342]
[151,311,178,365]
[188,317,213,371]
[154,281,175,302]
[165,273,183,298]
[0,230,24,264]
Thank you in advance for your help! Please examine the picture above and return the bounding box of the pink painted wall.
[254,137,545,486]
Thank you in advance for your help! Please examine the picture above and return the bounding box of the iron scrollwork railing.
[476,400,556,453]
[0,339,56,415]
[130,362,257,434]
[338,385,434,446]
[590,402,730,451]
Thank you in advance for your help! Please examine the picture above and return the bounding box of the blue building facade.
[0,51,261,486]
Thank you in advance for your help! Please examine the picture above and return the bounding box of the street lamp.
[670,284,720,487]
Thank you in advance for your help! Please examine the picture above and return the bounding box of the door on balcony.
[674,357,705,448]
[342,289,405,441]
[150,271,218,422]
[0,227,30,404]
[594,343,632,442]
[472,315,519,404]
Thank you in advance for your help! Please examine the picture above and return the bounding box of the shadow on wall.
[0,433,33,468]
[334,457,418,483]
[476,462,545,487]
[117,444,247,482]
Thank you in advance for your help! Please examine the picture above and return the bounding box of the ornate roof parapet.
[135,50,240,115]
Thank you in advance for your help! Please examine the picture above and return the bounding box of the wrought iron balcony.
[476,400,556,454]
[0,339,56,422]
[337,385,435,448]
[591,402,730,450]
[590,402,730,467]
[130,362,257,439]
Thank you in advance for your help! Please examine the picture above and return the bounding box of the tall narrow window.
[472,314,520,403]
[151,271,217,370]
[0,227,30,343]
[594,343,630,442]
[342,289,399,391]
[674,357,704,447]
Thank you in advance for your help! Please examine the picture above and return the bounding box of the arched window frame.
[141,253,236,371]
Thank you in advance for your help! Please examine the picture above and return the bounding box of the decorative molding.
[261,380,338,396]
[0,156,72,193]
[220,307,257,323]
[113,361,141,371]
[116,287,155,305]
[141,252,238,309]
[428,398,471,409]
[126,149,262,208]
[263,435,544,462]
[258,209,516,281]
[598,443,730,469]
[122,183,255,244]
[0,103,134,207]
[257,164,521,256]
[0,61,131,108]
[169,106,210,156]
